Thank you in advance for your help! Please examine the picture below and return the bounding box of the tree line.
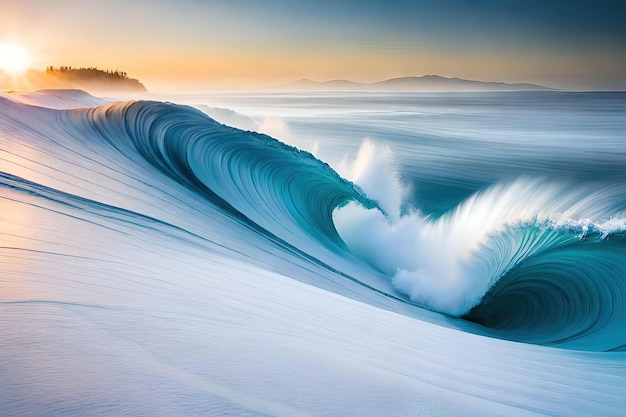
[46,66,130,79]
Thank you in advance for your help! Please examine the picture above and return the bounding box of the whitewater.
[1,89,625,416]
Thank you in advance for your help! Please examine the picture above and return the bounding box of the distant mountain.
[282,75,555,92]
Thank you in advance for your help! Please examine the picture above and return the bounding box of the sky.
[1,0,625,90]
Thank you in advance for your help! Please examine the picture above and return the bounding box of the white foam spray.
[333,140,626,315]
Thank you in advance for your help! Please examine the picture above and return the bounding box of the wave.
[467,231,626,351]
[335,175,626,350]
[1,94,397,298]
[66,100,378,250]
[4,93,626,355]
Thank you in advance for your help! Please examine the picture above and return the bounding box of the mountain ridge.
[282,75,555,92]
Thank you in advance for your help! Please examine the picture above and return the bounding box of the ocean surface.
[1,89,625,416]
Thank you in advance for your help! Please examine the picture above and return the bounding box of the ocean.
[1,89,625,416]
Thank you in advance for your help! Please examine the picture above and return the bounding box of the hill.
[283,75,554,92]
[43,66,147,92]
[1,67,147,93]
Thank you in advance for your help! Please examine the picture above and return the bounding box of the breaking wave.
[3,92,626,354]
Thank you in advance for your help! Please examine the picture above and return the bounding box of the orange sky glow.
[1,0,625,90]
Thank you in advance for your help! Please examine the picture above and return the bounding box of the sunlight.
[0,43,31,75]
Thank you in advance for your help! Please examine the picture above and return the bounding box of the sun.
[0,43,31,75]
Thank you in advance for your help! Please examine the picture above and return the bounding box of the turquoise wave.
[466,223,626,351]
[4,96,626,352]
[67,100,375,251]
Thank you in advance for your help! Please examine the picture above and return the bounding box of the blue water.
[181,91,626,351]
[1,90,626,416]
